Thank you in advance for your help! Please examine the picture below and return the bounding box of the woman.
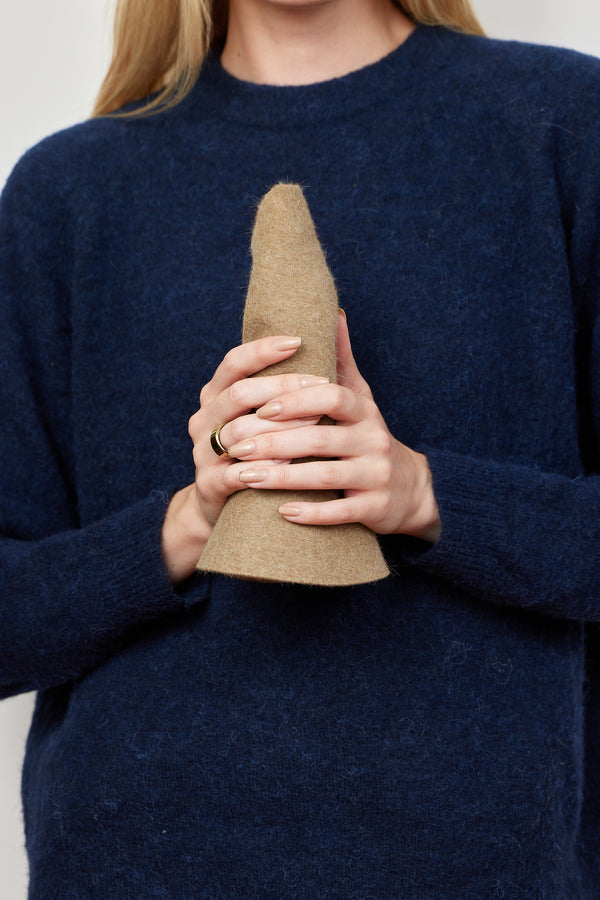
[1,0,599,896]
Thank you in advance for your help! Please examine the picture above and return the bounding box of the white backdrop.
[1,2,599,897]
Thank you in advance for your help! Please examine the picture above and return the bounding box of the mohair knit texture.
[199,183,389,585]
[1,24,600,899]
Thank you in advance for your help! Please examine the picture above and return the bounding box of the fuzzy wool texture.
[1,25,600,898]
[199,183,389,585]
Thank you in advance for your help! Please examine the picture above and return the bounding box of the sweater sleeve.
[401,447,600,622]
[402,110,600,624]
[0,145,207,700]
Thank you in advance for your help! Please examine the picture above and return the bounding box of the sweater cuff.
[400,446,600,622]
[0,488,210,697]
[400,447,513,598]
[85,487,210,613]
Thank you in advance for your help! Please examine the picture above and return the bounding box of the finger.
[255,382,371,425]
[189,374,328,442]
[278,496,364,526]
[227,423,368,461]
[237,459,374,491]
[201,336,301,405]
[196,457,291,509]
[336,311,372,397]
[217,458,291,493]
[220,373,329,424]
[219,414,322,455]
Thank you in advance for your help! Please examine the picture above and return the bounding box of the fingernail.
[338,308,346,319]
[279,504,301,517]
[300,376,329,388]
[239,468,267,483]
[273,337,301,351]
[257,401,282,419]
[229,440,255,458]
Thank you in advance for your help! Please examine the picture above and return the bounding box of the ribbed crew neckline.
[187,25,451,128]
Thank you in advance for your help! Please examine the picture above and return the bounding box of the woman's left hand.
[226,312,441,543]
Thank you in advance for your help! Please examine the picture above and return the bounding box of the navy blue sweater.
[2,25,600,898]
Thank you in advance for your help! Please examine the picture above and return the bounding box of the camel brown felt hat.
[198,183,389,586]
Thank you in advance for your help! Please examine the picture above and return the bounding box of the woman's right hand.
[161,335,326,583]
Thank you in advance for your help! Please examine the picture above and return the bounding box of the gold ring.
[209,424,229,458]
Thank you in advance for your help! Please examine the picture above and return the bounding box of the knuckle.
[221,348,238,377]
[256,339,275,365]
[277,465,290,487]
[372,430,393,457]
[228,380,247,406]
[321,462,340,487]
[343,499,358,521]
[220,466,238,493]
[330,385,348,416]
[188,412,201,440]
[199,384,211,407]
[311,504,325,524]
[312,427,333,455]
[257,434,275,457]
[225,419,242,445]
[192,443,203,468]
[375,456,393,486]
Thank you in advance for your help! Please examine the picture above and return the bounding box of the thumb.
[336,309,372,397]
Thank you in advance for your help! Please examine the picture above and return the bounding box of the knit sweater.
[1,24,600,898]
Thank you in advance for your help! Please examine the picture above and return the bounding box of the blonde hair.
[93,0,484,117]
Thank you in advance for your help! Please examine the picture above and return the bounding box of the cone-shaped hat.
[198,184,389,586]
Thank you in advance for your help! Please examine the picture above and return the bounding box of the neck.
[221,0,415,86]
